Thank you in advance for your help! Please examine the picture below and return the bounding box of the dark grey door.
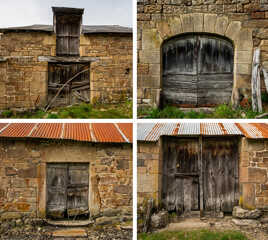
[46,163,89,219]
[162,34,234,107]
[162,137,199,213]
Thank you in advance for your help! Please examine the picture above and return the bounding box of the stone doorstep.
[46,219,94,227]
[52,228,87,238]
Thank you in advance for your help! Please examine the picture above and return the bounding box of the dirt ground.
[158,217,268,240]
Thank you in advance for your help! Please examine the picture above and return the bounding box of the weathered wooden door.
[203,138,239,213]
[48,63,90,107]
[162,137,239,216]
[162,34,234,107]
[46,163,89,219]
[162,137,199,213]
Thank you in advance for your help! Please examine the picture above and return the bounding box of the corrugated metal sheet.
[0,123,131,143]
[138,123,268,141]
[92,123,125,143]
[117,123,132,143]
[0,123,36,137]
[31,123,62,139]
[64,123,91,142]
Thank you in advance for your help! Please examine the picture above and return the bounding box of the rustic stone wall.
[0,139,132,220]
[0,31,132,110]
[137,0,268,108]
[137,141,162,205]
[240,138,268,210]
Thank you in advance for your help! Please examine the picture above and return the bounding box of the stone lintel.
[38,56,98,63]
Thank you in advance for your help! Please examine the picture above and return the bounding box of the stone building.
[137,0,268,108]
[0,7,132,110]
[138,123,268,216]
[0,123,132,222]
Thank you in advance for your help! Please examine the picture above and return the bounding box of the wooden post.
[251,48,262,112]
[199,136,204,217]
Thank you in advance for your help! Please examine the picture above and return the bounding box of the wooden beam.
[251,48,262,112]
[38,56,98,63]
[199,136,204,217]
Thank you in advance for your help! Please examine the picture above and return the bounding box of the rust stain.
[173,123,180,135]
[16,202,30,212]
[252,123,268,138]
[219,123,228,135]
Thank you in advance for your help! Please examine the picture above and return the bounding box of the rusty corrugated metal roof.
[0,123,132,143]
[138,123,268,141]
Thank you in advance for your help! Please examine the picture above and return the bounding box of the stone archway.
[139,13,253,107]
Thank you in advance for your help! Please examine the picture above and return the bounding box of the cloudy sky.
[0,0,132,28]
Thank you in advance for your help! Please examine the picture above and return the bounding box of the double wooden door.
[46,163,89,219]
[162,137,239,215]
[162,34,234,107]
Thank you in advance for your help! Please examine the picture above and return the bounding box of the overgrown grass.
[138,104,267,119]
[0,101,133,119]
[138,230,248,240]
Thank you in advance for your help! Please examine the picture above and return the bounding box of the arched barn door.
[162,34,234,107]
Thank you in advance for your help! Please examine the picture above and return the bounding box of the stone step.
[47,219,94,227]
[52,228,87,238]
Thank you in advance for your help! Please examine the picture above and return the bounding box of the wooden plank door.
[67,164,89,217]
[48,63,90,107]
[46,163,89,219]
[46,164,68,219]
[202,138,239,213]
[197,36,233,106]
[162,34,234,107]
[162,35,197,107]
[162,137,199,213]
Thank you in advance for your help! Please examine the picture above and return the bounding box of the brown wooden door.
[202,138,239,213]
[48,63,90,107]
[162,34,233,107]
[162,137,199,213]
[56,14,81,56]
[46,163,89,219]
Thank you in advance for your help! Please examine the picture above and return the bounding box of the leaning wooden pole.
[251,48,262,112]
[45,68,89,112]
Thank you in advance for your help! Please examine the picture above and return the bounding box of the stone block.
[233,206,262,219]
[168,17,183,37]
[242,183,256,209]
[235,51,253,64]
[139,50,160,64]
[192,13,204,32]
[225,21,241,41]
[236,63,252,75]
[180,14,194,33]
[248,168,267,183]
[236,29,253,51]
[204,14,217,33]
[142,29,162,50]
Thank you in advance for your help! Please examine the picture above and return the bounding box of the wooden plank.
[202,137,239,214]
[252,48,262,112]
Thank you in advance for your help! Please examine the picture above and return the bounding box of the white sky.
[0,0,132,28]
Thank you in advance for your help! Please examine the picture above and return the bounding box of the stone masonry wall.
[0,139,132,220]
[137,141,162,205]
[0,32,132,110]
[137,0,268,108]
[240,138,268,210]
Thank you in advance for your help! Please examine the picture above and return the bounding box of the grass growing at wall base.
[138,104,268,119]
[138,230,248,240]
[0,101,133,119]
